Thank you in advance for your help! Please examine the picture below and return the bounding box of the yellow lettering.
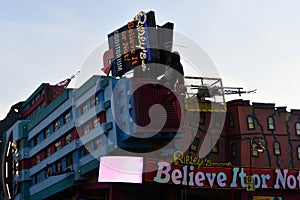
[128,21,135,29]
[139,52,147,60]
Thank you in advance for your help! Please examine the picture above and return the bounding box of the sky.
[0,0,300,120]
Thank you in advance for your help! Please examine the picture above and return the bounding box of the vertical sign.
[104,11,174,78]
[107,11,157,77]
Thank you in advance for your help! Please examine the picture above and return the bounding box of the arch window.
[229,113,234,127]
[211,141,219,154]
[296,122,300,135]
[268,116,275,130]
[274,142,281,155]
[247,116,255,129]
[252,143,259,157]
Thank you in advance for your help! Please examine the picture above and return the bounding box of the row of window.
[230,142,300,159]
[32,153,73,184]
[32,135,103,185]
[190,137,219,154]
[191,137,300,159]
[30,110,72,147]
[77,112,106,136]
[228,113,300,134]
[23,89,44,112]
[247,116,275,130]
[83,136,103,155]
[33,129,77,165]
[77,92,104,116]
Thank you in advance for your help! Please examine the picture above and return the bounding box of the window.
[297,146,300,160]
[231,143,237,157]
[199,112,205,124]
[296,122,300,135]
[54,120,60,132]
[94,137,101,149]
[120,106,125,114]
[190,137,200,152]
[90,96,99,107]
[66,154,73,167]
[228,113,234,127]
[247,116,255,129]
[36,173,41,183]
[274,142,281,155]
[214,114,223,128]
[55,140,61,151]
[45,147,51,158]
[118,91,123,99]
[82,104,88,114]
[84,144,91,155]
[44,128,50,138]
[56,162,62,173]
[252,143,259,157]
[64,112,71,124]
[83,124,90,134]
[65,133,72,144]
[46,166,52,178]
[34,136,39,146]
[95,96,99,105]
[268,116,275,130]
[211,141,219,154]
[93,117,100,128]
[35,154,41,164]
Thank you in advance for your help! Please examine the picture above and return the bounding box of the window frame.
[190,137,200,152]
[274,141,281,156]
[247,115,255,130]
[211,141,219,154]
[296,122,300,135]
[267,116,275,130]
[297,146,300,160]
[228,113,235,127]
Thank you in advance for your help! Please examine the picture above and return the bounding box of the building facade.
[1,75,300,200]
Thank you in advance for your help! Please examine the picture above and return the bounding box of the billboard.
[103,11,174,77]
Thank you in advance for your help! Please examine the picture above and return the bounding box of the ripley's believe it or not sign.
[105,11,173,77]
[144,152,300,190]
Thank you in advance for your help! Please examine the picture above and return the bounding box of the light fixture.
[253,140,265,153]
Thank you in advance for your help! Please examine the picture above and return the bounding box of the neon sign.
[107,11,155,77]
[104,11,174,77]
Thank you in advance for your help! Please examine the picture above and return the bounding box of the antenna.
[55,71,80,88]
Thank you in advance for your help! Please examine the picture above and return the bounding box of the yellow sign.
[173,151,232,170]
[246,175,255,192]
[246,175,253,184]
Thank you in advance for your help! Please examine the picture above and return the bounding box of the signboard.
[104,11,174,77]
[144,160,300,190]
[246,175,255,191]
[106,11,156,77]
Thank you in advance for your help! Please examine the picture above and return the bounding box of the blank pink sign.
[98,156,144,184]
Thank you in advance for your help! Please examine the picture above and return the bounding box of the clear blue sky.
[1,0,300,119]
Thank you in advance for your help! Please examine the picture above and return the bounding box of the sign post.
[246,175,255,192]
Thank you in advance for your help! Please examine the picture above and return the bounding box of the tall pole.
[249,138,253,200]
[249,138,252,176]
